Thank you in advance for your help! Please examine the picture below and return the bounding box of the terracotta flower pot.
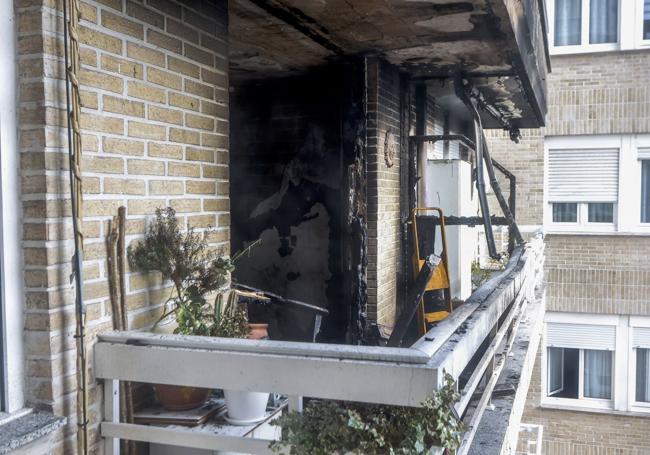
[248,323,269,340]
[155,384,211,411]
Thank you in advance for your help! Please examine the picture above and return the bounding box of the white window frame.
[634,0,650,48]
[542,313,619,411]
[548,0,622,54]
[550,202,617,229]
[547,346,565,396]
[0,0,25,414]
[542,313,650,415]
[629,317,650,413]
[544,134,650,235]
[637,147,650,227]
[543,348,615,409]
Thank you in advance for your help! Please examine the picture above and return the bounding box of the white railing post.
[288,395,303,413]
[103,378,120,455]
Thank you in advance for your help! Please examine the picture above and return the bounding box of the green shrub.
[271,374,465,455]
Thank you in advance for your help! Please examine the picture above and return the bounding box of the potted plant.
[128,207,264,413]
[211,294,271,424]
[270,374,464,455]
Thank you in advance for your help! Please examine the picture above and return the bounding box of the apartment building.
[489,0,650,453]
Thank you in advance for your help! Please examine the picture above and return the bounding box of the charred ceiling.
[228,0,549,128]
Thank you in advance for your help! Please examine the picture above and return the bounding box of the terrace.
[88,0,549,450]
[95,235,544,454]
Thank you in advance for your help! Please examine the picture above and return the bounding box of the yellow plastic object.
[425,311,450,323]
[411,207,453,334]
[417,258,449,291]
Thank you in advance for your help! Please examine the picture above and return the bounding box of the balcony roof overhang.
[229,0,550,129]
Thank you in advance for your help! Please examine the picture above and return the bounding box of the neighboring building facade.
[490,0,650,453]
[0,0,549,454]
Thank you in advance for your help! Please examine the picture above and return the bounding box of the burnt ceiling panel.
[229,0,549,128]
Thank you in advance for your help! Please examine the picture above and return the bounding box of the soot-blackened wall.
[230,67,348,341]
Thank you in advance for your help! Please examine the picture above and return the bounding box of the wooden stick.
[107,211,137,455]
[116,207,136,455]
[117,206,127,330]
[106,218,121,333]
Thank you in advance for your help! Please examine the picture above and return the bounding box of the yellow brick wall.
[17,0,229,452]
[366,58,402,326]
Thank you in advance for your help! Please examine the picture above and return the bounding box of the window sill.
[550,43,620,56]
[540,402,650,417]
[544,229,650,237]
[0,410,66,455]
[550,45,650,57]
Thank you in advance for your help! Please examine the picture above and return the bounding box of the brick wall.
[17,0,229,452]
[485,128,544,227]
[546,234,650,316]
[366,58,402,326]
[545,51,650,136]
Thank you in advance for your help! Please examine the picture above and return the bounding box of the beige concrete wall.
[17,0,229,452]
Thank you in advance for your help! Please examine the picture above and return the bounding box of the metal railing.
[95,234,544,454]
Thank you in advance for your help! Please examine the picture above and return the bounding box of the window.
[544,316,617,410]
[552,203,577,222]
[551,0,650,52]
[584,349,613,399]
[547,347,579,398]
[546,347,612,400]
[547,145,619,229]
[545,315,650,414]
[643,0,650,40]
[551,0,620,52]
[588,203,614,223]
[554,0,582,46]
[642,160,650,223]
[589,0,619,44]
[545,135,650,233]
[636,348,650,403]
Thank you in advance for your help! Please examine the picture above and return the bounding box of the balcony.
[230,0,550,129]
[95,234,544,454]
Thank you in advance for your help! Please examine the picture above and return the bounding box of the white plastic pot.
[223,390,270,425]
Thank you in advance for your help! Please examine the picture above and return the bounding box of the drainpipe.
[480,136,524,249]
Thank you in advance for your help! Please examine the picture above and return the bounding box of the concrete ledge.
[467,291,545,455]
[0,411,66,455]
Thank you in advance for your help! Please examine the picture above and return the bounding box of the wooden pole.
[107,209,135,455]
[117,207,136,454]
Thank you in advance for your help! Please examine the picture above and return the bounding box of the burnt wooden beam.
[245,0,344,55]
[418,215,509,227]
[399,74,412,314]
[387,255,439,348]
[340,59,368,344]
[234,283,329,315]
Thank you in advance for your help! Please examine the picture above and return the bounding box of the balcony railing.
[95,233,544,454]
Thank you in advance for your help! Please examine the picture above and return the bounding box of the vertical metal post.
[508,174,517,254]
[104,379,120,455]
[288,396,303,413]
[414,84,427,207]
[0,271,6,412]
